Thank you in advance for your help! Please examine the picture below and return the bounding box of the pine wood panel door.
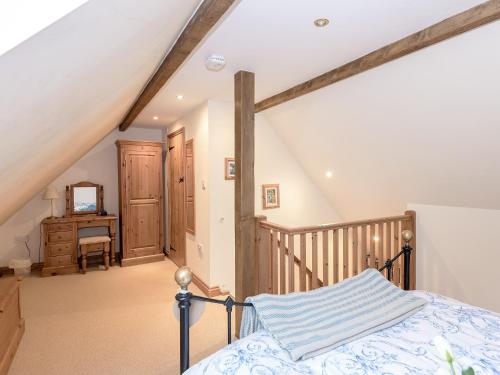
[125,151,161,258]
[168,129,186,266]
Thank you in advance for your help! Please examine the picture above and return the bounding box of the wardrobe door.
[125,150,161,257]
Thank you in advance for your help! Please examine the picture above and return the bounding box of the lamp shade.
[43,186,59,200]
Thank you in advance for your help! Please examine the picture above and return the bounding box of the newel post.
[255,215,270,294]
[234,71,256,335]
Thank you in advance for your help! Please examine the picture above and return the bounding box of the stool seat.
[79,236,111,274]
[79,236,111,245]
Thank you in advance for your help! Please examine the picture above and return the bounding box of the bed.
[174,233,499,374]
[185,291,500,374]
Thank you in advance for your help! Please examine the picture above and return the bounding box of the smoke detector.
[205,54,226,72]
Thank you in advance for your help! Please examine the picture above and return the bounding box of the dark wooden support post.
[234,71,256,334]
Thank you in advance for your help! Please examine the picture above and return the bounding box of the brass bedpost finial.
[401,230,414,244]
[175,266,193,291]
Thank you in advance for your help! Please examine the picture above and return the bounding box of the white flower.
[436,368,450,375]
[433,336,454,363]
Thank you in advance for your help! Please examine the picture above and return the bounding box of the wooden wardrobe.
[116,140,164,266]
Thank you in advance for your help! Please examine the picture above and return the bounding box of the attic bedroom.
[0,0,499,374]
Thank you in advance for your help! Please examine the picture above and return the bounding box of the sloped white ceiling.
[264,21,500,220]
[131,0,498,221]
[0,0,201,223]
[133,0,485,127]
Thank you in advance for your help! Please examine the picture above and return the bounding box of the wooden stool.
[79,236,111,274]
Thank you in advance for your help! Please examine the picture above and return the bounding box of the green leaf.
[462,367,475,375]
[445,350,454,363]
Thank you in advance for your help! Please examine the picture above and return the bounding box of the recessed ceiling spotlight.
[314,18,330,27]
[176,94,184,100]
[205,53,226,72]
[325,171,333,178]
[153,116,159,120]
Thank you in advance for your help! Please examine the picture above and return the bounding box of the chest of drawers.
[42,221,78,276]
[0,277,24,375]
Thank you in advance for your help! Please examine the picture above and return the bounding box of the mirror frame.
[65,181,103,217]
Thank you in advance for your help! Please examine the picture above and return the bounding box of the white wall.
[410,203,500,313]
[254,114,341,227]
[0,127,162,266]
[207,101,234,292]
[168,103,211,284]
[168,100,340,293]
[264,22,500,221]
[208,101,341,292]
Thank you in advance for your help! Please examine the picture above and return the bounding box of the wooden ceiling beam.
[119,0,235,131]
[255,0,500,113]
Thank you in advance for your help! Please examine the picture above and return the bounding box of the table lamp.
[43,186,59,218]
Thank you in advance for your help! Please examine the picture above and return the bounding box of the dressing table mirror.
[65,181,104,217]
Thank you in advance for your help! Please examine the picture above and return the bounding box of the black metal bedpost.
[384,260,393,282]
[175,267,194,374]
[225,296,235,345]
[177,291,191,373]
[378,230,414,290]
[401,230,414,291]
[173,266,254,373]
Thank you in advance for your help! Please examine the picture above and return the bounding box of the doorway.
[167,128,186,267]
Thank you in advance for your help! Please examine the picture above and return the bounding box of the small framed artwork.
[225,158,236,180]
[262,184,280,209]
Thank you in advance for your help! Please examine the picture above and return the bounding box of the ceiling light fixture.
[314,18,330,27]
[153,116,159,120]
[205,54,226,72]
[325,171,333,178]
[176,94,184,100]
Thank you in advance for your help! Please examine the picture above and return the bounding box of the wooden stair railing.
[276,237,323,289]
[255,211,416,295]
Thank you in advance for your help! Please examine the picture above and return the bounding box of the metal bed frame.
[174,230,414,373]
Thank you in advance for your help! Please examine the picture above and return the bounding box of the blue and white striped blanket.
[240,268,427,361]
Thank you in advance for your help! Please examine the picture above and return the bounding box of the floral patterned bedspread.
[186,292,500,375]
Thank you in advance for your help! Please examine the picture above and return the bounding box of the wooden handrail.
[260,213,412,234]
[256,211,416,295]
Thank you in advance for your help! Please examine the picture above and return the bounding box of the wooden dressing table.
[41,215,117,276]
[41,181,117,276]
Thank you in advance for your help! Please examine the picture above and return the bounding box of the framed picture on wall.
[225,158,236,180]
[262,184,280,209]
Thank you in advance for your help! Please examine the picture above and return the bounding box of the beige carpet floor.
[9,258,231,374]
